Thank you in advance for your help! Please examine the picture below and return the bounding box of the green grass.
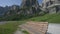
[0,21,26,34]
[29,13,60,23]
[22,30,29,34]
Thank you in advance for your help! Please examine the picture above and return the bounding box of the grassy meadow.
[0,21,26,34]
[29,13,60,23]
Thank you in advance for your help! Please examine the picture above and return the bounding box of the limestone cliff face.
[0,0,44,20]
[21,0,39,7]
[4,0,42,17]
[20,0,41,15]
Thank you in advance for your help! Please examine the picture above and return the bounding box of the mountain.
[20,0,42,16]
[5,5,20,16]
[0,5,20,17]
[21,0,39,7]
[0,6,4,15]
[0,0,42,17]
[0,6,9,16]
[0,0,44,20]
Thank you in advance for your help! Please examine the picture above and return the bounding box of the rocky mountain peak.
[20,0,41,15]
[21,0,39,8]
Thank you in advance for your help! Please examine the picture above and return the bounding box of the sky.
[0,0,43,7]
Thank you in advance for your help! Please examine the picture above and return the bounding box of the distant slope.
[29,13,60,23]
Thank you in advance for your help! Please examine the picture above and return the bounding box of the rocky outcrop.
[20,0,42,15]
[0,0,44,20]
[21,0,39,7]
[0,0,42,17]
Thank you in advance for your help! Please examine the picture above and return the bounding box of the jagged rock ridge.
[19,0,42,15]
[0,0,44,20]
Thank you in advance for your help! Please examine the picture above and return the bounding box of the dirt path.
[19,21,48,34]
